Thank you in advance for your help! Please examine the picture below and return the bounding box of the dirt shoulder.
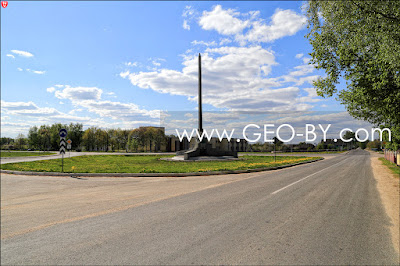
[370,153,399,255]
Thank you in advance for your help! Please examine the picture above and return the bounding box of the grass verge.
[379,158,400,177]
[0,155,320,173]
[239,151,345,155]
[1,151,56,157]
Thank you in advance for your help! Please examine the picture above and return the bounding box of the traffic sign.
[67,139,72,144]
[60,139,66,147]
[67,144,71,150]
[59,128,67,138]
[60,146,66,154]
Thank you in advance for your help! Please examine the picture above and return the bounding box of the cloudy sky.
[2,1,356,138]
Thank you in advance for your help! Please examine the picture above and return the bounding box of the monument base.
[179,139,238,160]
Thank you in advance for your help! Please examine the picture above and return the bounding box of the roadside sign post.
[67,139,72,158]
[59,129,67,172]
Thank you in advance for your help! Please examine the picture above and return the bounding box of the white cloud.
[1,100,60,117]
[219,38,232,45]
[295,53,304,59]
[288,64,315,77]
[191,40,217,47]
[238,9,307,43]
[120,71,130,79]
[25,69,46,74]
[0,121,32,137]
[182,6,196,31]
[46,87,56,93]
[303,87,318,98]
[125,61,138,67]
[0,99,159,138]
[53,85,103,101]
[6,54,15,59]
[183,5,195,18]
[294,75,320,86]
[11,50,34,58]
[68,109,83,115]
[76,100,159,121]
[198,6,306,45]
[280,60,319,86]
[147,58,165,68]
[297,87,321,103]
[120,46,319,112]
[199,5,250,35]
[31,70,46,75]
[183,20,190,30]
[17,68,23,71]
[46,84,159,123]
[1,100,38,111]
[184,113,194,118]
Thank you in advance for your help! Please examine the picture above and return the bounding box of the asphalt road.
[1,149,398,265]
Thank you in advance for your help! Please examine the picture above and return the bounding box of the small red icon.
[1,1,8,8]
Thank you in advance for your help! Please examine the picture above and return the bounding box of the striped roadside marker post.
[59,128,67,173]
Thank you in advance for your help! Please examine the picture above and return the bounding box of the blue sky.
[1,1,351,138]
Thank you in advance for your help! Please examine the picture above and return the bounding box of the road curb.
[0,158,324,177]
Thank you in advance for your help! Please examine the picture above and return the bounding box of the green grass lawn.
[0,155,320,173]
[239,151,345,155]
[379,158,400,177]
[1,151,56,157]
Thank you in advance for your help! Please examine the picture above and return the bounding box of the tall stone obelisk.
[198,53,203,134]
[181,53,238,160]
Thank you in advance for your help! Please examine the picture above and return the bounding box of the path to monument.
[1,149,398,264]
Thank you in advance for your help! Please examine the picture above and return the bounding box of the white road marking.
[271,159,347,195]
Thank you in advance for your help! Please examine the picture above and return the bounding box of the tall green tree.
[153,128,166,151]
[116,129,130,152]
[306,1,400,150]
[16,133,27,150]
[38,125,51,151]
[0,137,14,149]
[67,123,83,150]
[127,130,139,152]
[82,127,97,151]
[28,126,39,149]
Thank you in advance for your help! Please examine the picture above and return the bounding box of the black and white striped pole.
[59,128,67,173]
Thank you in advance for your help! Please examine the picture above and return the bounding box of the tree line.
[1,123,168,152]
